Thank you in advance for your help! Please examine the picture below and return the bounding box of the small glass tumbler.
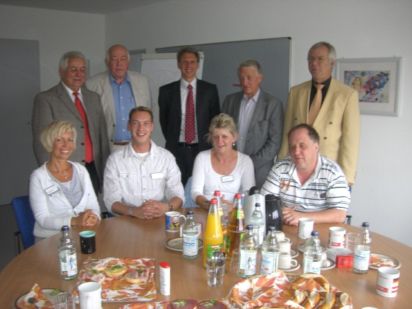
[206,251,226,287]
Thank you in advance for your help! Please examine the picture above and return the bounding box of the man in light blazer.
[87,44,151,152]
[278,42,360,185]
[159,47,220,185]
[222,60,284,188]
[32,51,110,192]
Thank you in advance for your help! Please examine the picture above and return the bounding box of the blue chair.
[183,177,197,208]
[11,195,35,252]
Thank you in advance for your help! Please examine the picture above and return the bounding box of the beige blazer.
[278,79,360,184]
[87,71,151,147]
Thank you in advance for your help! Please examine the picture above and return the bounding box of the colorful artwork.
[344,70,390,103]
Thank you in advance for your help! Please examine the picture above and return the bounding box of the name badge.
[45,184,59,196]
[151,172,164,180]
[221,175,234,183]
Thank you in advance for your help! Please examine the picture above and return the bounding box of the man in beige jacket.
[278,42,360,185]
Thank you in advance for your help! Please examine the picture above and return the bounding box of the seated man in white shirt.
[103,106,184,219]
[261,124,350,226]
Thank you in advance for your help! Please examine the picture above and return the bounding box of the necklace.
[48,162,72,181]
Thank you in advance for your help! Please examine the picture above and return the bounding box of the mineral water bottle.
[249,203,265,246]
[226,193,245,272]
[303,230,322,274]
[353,222,371,274]
[238,225,258,278]
[203,198,223,267]
[260,226,280,275]
[182,210,199,259]
[58,225,78,280]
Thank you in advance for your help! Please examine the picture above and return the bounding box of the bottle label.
[260,251,278,274]
[239,249,257,276]
[183,234,198,257]
[354,245,370,271]
[206,244,223,259]
[303,254,321,274]
[236,209,244,220]
[59,250,77,277]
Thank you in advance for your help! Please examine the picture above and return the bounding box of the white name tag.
[221,175,234,183]
[45,184,59,195]
[151,172,164,180]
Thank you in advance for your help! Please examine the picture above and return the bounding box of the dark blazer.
[158,79,220,153]
[32,83,110,180]
[222,90,283,188]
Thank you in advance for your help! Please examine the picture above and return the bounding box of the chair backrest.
[183,177,196,208]
[11,195,35,249]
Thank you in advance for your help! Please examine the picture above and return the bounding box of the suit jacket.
[222,90,284,188]
[86,71,151,146]
[32,83,110,180]
[158,79,220,153]
[278,78,360,184]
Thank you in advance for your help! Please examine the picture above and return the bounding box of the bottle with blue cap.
[303,230,322,274]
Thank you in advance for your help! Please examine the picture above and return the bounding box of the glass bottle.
[214,190,228,252]
[182,210,199,259]
[203,198,223,267]
[353,222,371,274]
[303,230,322,274]
[238,225,258,278]
[260,226,280,275]
[249,202,265,246]
[58,225,78,280]
[226,193,245,272]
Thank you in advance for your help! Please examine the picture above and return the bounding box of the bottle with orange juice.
[203,198,223,267]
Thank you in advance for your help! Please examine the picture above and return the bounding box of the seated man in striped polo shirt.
[261,124,350,226]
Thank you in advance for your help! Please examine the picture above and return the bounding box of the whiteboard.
[140,52,204,146]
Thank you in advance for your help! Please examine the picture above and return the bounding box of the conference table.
[0,209,411,308]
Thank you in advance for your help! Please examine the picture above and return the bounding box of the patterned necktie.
[185,84,195,143]
[73,92,94,163]
[308,83,324,125]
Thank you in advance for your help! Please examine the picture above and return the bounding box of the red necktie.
[73,92,94,163]
[185,84,195,144]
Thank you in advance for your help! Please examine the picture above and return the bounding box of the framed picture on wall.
[335,57,401,116]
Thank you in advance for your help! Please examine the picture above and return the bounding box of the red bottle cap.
[159,261,170,268]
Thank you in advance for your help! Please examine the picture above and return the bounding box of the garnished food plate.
[15,284,63,309]
[120,299,227,309]
[369,253,401,270]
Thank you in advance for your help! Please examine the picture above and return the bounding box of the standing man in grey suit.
[32,51,109,193]
[87,44,151,152]
[159,47,220,185]
[222,60,284,188]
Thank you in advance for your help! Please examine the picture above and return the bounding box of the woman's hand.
[71,210,100,227]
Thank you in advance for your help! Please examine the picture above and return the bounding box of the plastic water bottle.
[238,225,258,278]
[303,230,322,274]
[249,203,265,246]
[353,222,371,274]
[182,210,199,259]
[260,226,280,275]
[58,225,78,280]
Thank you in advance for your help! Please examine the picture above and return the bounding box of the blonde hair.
[207,113,237,143]
[40,121,77,153]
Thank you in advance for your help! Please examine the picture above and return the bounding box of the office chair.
[11,195,35,253]
[183,177,196,208]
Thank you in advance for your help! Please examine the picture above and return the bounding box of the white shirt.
[103,141,185,212]
[29,162,101,238]
[61,82,85,106]
[179,78,198,143]
[237,89,260,152]
[191,150,256,202]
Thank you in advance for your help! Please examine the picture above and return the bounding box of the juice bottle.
[203,198,223,267]
[213,190,228,252]
[226,193,245,272]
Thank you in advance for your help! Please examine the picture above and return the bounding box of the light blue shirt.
[110,74,136,142]
[237,89,260,152]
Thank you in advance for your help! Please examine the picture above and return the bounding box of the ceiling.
[0,0,170,14]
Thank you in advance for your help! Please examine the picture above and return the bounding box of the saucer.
[165,237,203,252]
[290,249,299,258]
[321,259,336,271]
[279,262,300,272]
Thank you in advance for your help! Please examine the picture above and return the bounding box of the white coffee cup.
[78,282,102,309]
[376,267,400,298]
[278,252,298,269]
[278,239,291,254]
[273,231,286,242]
[298,218,314,240]
[329,226,346,249]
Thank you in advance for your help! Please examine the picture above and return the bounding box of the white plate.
[15,288,64,309]
[369,253,401,270]
[321,259,336,271]
[279,262,300,272]
[165,237,203,252]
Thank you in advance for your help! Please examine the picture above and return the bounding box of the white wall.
[0,5,106,89]
[106,0,412,247]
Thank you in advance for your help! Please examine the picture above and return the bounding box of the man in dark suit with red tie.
[158,47,220,185]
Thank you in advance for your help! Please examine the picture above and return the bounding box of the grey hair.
[59,51,86,71]
[238,59,262,75]
[105,44,130,63]
[308,41,336,63]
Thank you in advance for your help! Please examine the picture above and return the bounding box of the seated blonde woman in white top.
[191,113,255,210]
[29,121,100,239]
